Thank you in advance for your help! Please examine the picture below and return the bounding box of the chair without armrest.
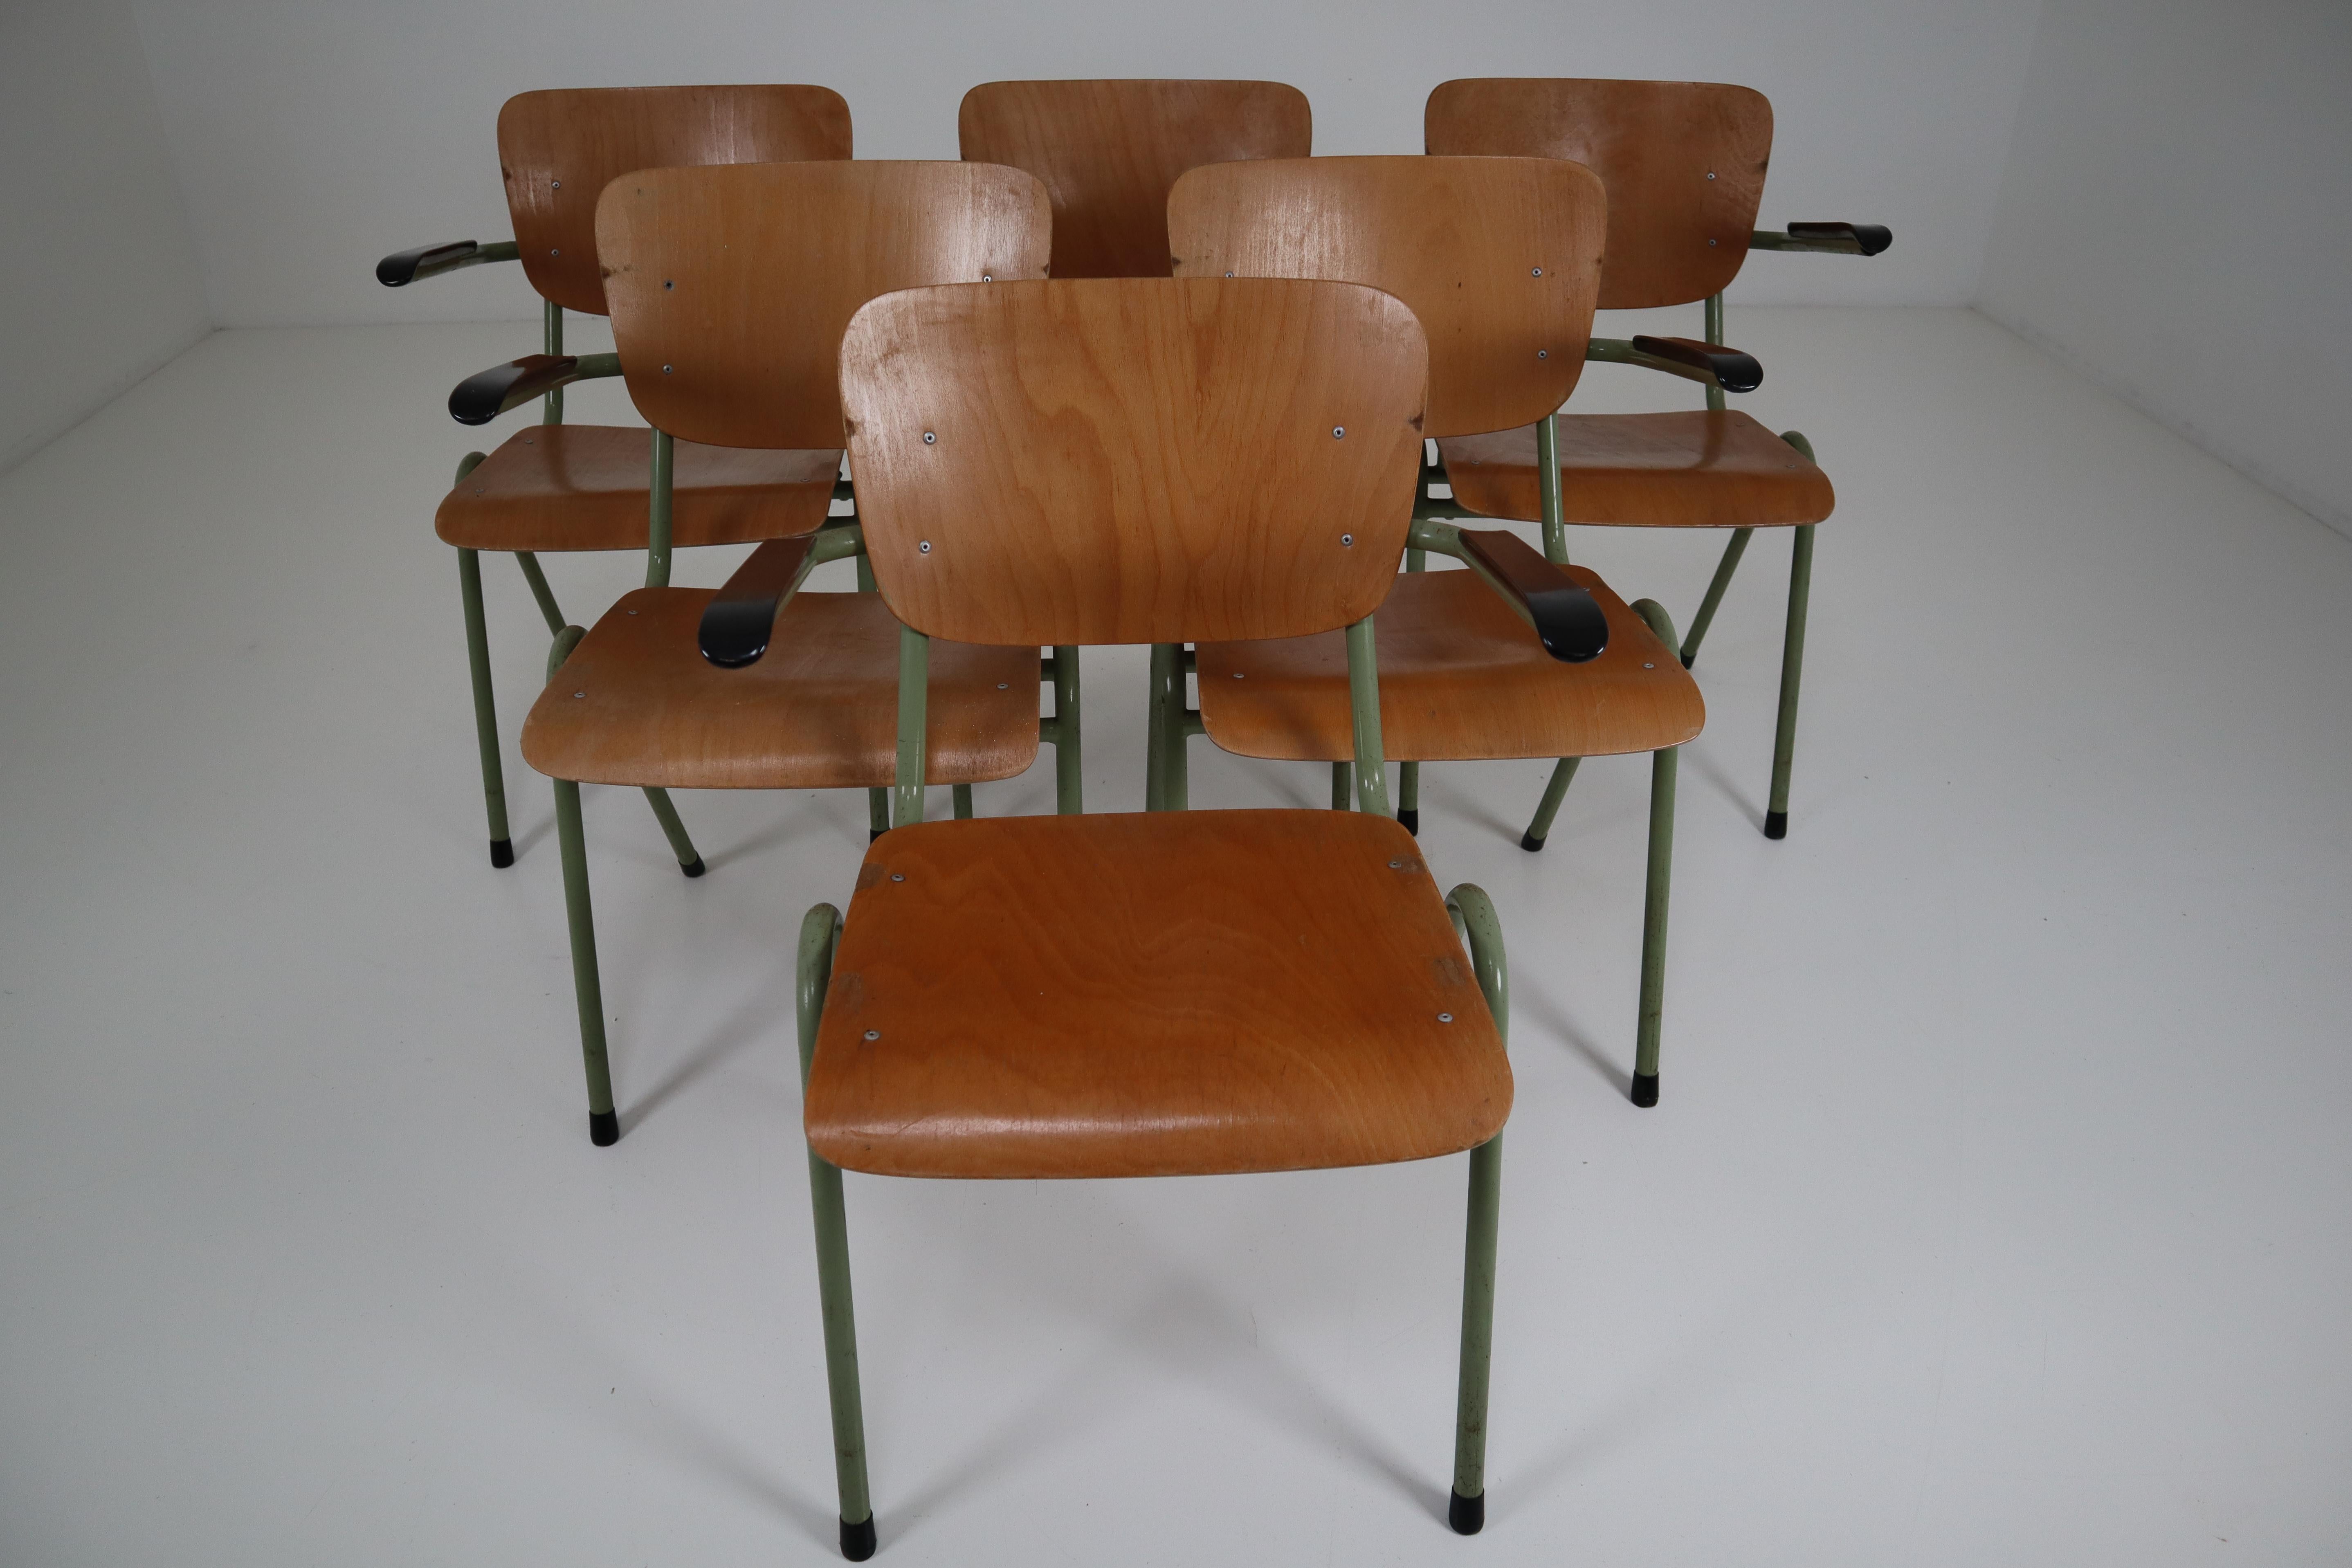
[787,274,1515,1554]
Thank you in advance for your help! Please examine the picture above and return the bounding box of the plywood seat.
[520,588,1039,790]
[804,810,1510,1179]
[1438,411,1835,528]
[434,425,840,553]
[1196,566,1702,762]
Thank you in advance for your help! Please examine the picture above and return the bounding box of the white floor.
[2,307,2348,1566]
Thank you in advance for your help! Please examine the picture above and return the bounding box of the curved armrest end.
[699,535,822,667]
[1789,221,1892,256]
[377,240,476,286]
[1630,335,1762,394]
[1458,529,1608,663]
[449,354,576,426]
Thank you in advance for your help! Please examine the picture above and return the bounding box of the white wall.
[1978,0,2352,533]
[129,0,2044,328]
[0,0,211,473]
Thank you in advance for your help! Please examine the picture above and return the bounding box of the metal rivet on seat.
[1332,426,1346,439]
[573,690,585,699]
[890,872,904,882]
[1537,350,1548,359]
[663,279,673,290]
[1341,534,1354,546]
[1531,267,1542,276]
[918,541,931,554]
[1232,672,1245,679]
[1389,859,1403,869]
[550,248,560,256]
[922,431,936,444]
[1708,238,1718,246]
[982,273,993,282]
[1706,171,1717,180]
[1644,662,1656,669]
[864,1029,881,1040]
[1225,271,1234,277]
[626,608,638,615]
[1437,1012,1454,1023]
[550,179,561,189]
[662,364,672,374]
[997,682,1008,690]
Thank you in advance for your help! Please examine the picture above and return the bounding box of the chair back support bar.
[1425,79,1771,310]
[840,277,1427,649]
[595,161,1052,450]
[959,80,1311,279]
[1169,155,1606,439]
[497,85,853,315]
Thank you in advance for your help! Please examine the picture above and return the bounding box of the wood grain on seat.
[1426,79,1772,310]
[519,588,1039,789]
[1196,566,1701,762]
[958,80,1311,279]
[498,85,852,315]
[806,810,1510,1179]
[595,162,1053,451]
[1168,156,1605,440]
[433,425,838,553]
[841,277,1426,649]
[1439,412,1834,528]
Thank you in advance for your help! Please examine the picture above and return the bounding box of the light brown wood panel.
[806,809,1510,1179]
[1439,411,1834,528]
[840,277,1427,649]
[497,85,852,315]
[1196,565,1702,761]
[519,588,1040,789]
[434,425,838,552]
[1168,155,1604,440]
[1425,79,1772,310]
[958,79,1311,279]
[595,161,1053,451]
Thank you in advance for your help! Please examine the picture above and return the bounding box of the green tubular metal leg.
[1049,645,1083,815]
[894,625,930,830]
[1444,883,1508,1535]
[514,551,566,636]
[452,452,514,869]
[1519,757,1581,852]
[796,903,876,1561]
[547,625,618,1146]
[1766,433,1819,842]
[1629,598,1683,1108]
[640,786,706,877]
[1330,761,1352,811]
[1678,527,1752,669]
[542,300,565,425]
[1345,617,1391,818]
[1519,411,1581,849]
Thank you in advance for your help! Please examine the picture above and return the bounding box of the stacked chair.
[389,73,1886,1558]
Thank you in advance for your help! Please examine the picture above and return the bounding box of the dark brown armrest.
[376,238,521,286]
[699,536,820,668]
[1788,222,1892,256]
[447,351,621,426]
[1630,336,1763,394]
[1457,529,1608,663]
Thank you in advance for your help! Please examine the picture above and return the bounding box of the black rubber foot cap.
[1763,809,1788,840]
[681,856,706,878]
[1631,1072,1659,1108]
[1398,807,1420,836]
[840,1514,876,1561]
[1680,652,1695,669]
[489,838,514,869]
[589,1110,619,1146]
[1519,830,1545,853]
[1449,1489,1485,1535]
[869,828,886,843]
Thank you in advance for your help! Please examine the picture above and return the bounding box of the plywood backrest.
[840,278,1426,647]
[1425,79,1772,310]
[595,162,1051,451]
[1168,156,1604,440]
[958,80,1311,279]
[497,85,853,315]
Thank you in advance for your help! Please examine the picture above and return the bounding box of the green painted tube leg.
[543,299,565,425]
[1520,757,1581,851]
[1767,510,1817,841]
[456,544,513,867]
[1145,643,1171,812]
[1444,883,1507,1534]
[865,788,889,844]
[894,625,929,830]
[796,905,875,1560]
[640,787,705,877]
[1051,644,1082,815]
[1165,644,1191,811]
[951,784,974,820]
[1678,526,1752,669]
[513,550,566,636]
[1330,761,1352,810]
[1629,597,1682,1107]
[1398,761,1420,836]
[554,775,617,1146]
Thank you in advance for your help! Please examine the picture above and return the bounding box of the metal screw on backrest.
[1438,1012,1454,1023]
[918,541,931,554]
[864,1029,881,1040]
[662,365,672,374]
[1532,267,1542,276]
[551,179,562,189]
[891,873,904,881]
[1341,534,1354,547]
[550,249,560,256]
[1537,350,1549,359]
[1332,426,1346,439]
[922,431,936,444]
[982,273,993,282]
[1708,238,1718,247]
[1706,171,1717,180]
[663,280,673,290]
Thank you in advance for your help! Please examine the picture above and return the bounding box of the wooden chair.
[377,85,853,869]
[506,160,1057,1147]
[1167,155,1704,1107]
[1426,78,1891,840]
[771,274,1512,1558]
[957,79,1310,277]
